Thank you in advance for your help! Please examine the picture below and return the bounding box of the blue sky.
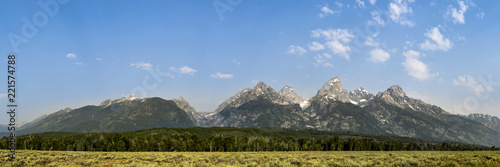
[1,0,499,123]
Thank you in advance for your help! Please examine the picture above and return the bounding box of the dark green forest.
[1,127,495,152]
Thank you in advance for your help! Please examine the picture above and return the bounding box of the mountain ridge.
[15,76,500,146]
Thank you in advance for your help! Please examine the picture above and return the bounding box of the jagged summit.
[376,85,408,105]
[387,85,406,97]
[316,76,350,103]
[99,94,141,107]
[173,96,200,124]
[254,81,268,90]
[278,85,304,105]
[127,94,140,101]
[349,87,374,105]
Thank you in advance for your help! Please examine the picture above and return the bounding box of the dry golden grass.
[1,150,500,166]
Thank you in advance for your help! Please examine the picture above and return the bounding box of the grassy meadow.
[1,150,500,166]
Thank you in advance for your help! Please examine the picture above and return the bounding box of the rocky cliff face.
[465,114,500,133]
[173,96,200,125]
[278,85,304,105]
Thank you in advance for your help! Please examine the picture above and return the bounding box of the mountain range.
[8,76,500,146]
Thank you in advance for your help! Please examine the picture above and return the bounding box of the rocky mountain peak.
[127,94,140,101]
[376,85,408,105]
[466,113,500,133]
[319,77,344,93]
[349,87,374,105]
[99,99,113,107]
[99,94,141,107]
[62,107,72,113]
[387,85,406,97]
[278,85,295,95]
[315,76,350,103]
[278,85,304,105]
[173,96,199,124]
[253,81,268,92]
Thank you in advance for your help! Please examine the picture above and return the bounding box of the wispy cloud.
[356,0,365,8]
[453,75,494,95]
[131,62,153,70]
[389,0,415,27]
[446,1,469,24]
[66,53,77,59]
[368,48,390,63]
[314,53,333,67]
[477,12,484,19]
[211,72,234,79]
[311,28,354,59]
[232,59,240,66]
[420,27,452,51]
[74,62,85,66]
[286,45,307,55]
[170,66,197,75]
[96,57,103,61]
[319,5,336,18]
[325,40,350,60]
[402,50,437,81]
[311,28,354,43]
[364,36,380,47]
[308,42,325,51]
[370,10,385,26]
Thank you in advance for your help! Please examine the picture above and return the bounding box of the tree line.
[0,133,495,152]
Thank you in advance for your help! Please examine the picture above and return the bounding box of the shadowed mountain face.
[17,77,500,146]
[18,96,195,135]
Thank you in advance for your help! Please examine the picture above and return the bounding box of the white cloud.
[308,42,325,51]
[211,72,234,79]
[389,0,415,27]
[311,28,354,59]
[0,93,6,99]
[96,57,103,61]
[232,59,240,66]
[446,1,469,24]
[313,53,334,67]
[402,50,437,81]
[356,0,365,8]
[335,2,343,7]
[287,45,307,55]
[74,62,84,66]
[477,12,484,19]
[420,27,452,51]
[130,61,153,70]
[364,36,380,47]
[368,48,390,63]
[66,53,77,59]
[311,28,354,43]
[370,10,385,26]
[453,75,494,96]
[171,66,197,75]
[369,0,376,5]
[319,5,335,18]
[325,40,350,59]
